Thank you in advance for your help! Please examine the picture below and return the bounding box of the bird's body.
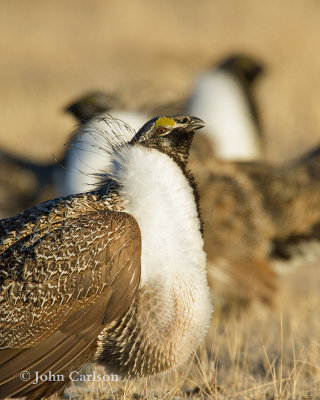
[189,147,320,308]
[0,188,140,399]
[94,142,210,377]
[189,70,261,160]
[188,54,264,161]
[0,115,212,399]
[189,157,276,308]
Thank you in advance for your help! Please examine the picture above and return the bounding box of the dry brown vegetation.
[1,1,320,399]
[63,265,320,399]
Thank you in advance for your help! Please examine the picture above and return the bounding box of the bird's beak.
[175,116,205,132]
[187,116,205,131]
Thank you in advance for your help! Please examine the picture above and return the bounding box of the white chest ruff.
[189,71,261,160]
[95,144,212,377]
[115,146,206,285]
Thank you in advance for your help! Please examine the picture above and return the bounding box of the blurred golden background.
[1,2,320,398]
[1,0,320,163]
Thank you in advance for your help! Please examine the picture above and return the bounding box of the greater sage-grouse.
[57,92,149,196]
[188,148,320,310]
[188,53,265,161]
[0,115,212,399]
[0,92,148,218]
[64,91,119,121]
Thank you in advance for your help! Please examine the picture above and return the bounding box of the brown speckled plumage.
[96,280,203,378]
[189,145,320,308]
[0,183,141,399]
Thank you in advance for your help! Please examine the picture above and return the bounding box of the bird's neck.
[112,145,206,286]
[189,70,261,160]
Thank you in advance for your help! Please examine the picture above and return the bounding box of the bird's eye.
[157,127,167,135]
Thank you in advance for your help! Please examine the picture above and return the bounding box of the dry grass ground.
[62,264,320,399]
[1,1,320,399]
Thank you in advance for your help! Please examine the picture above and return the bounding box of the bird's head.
[130,115,205,165]
[64,91,118,122]
[218,54,264,85]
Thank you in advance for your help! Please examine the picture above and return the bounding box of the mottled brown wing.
[0,207,141,399]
